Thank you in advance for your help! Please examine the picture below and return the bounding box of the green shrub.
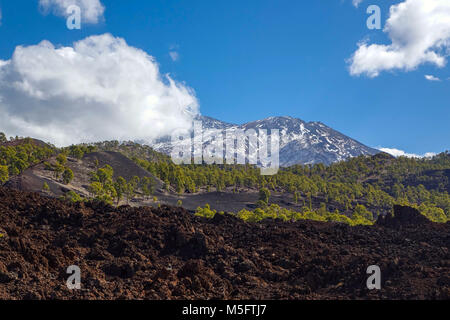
[419,204,448,223]
[195,203,374,226]
[62,191,83,203]
[195,204,216,219]
[43,182,50,191]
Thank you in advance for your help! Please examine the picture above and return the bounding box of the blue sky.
[0,0,448,154]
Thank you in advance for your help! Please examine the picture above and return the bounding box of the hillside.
[5,151,163,201]
[2,138,448,225]
[136,150,450,223]
[0,138,51,149]
[0,187,448,300]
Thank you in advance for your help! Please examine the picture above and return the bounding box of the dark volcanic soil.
[0,187,448,300]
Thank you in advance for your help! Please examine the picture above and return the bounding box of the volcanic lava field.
[0,187,448,300]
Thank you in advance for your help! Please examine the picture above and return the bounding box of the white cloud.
[349,0,450,77]
[425,74,441,81]
[379,147,436,158]
[352,0,363,8]
[39,0,105,24]
[0,34,199,147]
[169,51,180,62]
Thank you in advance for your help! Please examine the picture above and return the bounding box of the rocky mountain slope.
[150,115,379,166]
[0,187,448,300]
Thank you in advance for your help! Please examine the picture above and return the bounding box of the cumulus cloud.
[39,0,105,24]
[379,148,436,158]
[349,0,450,77]
[0,34,199,146]
[425,74,441,81]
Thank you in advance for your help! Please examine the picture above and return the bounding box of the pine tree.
[259,187,271,205]
[0,165,9,184]
[56,153,67,166]
[114,176,127,205]
[62,168,74,184]
[69,146,84,160]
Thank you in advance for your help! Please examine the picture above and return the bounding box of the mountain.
[150,115,380,166]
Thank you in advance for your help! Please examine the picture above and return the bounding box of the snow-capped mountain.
[150,115,379,166]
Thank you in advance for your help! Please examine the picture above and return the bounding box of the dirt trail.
[0,187,448,300]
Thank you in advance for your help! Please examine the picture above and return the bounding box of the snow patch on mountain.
[149,115,380,166]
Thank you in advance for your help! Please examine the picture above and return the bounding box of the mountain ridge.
[150,115,380,166]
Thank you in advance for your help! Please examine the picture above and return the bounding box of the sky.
[0,0,448,155]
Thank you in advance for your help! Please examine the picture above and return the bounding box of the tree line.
[134,150,449,223]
